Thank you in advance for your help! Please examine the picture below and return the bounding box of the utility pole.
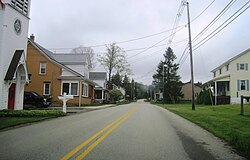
[186,1,195,110]
[162,63,166,104]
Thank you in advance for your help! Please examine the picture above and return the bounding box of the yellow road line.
[75,106,139,160]
[61,106,139,160]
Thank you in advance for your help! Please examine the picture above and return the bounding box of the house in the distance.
[207,48,250,104]
[25,36,95,106]
[181,81,202,101]
[89,72,109,103]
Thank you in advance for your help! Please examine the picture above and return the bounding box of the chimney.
[30,34,35,41]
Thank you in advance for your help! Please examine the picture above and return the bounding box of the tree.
[153,47,183,103]
[109,89,123,102]
[111,72,122,87]
[135,82,148,99]
[71,46,95,69]
[122,75,131,100]
[97,43,131,83]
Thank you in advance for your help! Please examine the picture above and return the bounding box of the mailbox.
[58,92,73,113]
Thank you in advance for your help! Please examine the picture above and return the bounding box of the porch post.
[215,81,217,105]
[102,90,104,101]
[79,80,82,107]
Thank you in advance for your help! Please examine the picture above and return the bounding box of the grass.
[0,117,51,129]
[155,103,250,158]
[0,110,66,130]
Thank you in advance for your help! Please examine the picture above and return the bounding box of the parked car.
[24,91,52,108]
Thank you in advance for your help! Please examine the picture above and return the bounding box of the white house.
[52,53,91,78]
[0,0,31,110]
[209,48,250,104]
[89,72,109,103]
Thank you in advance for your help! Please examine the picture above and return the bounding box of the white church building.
[0,0,31,110]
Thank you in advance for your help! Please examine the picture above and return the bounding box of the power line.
[193,1,250,50]
[48,27,184,51]
[47,1,213,53]
[178,0,217,65]
[127,26,186,59]
[178,0,237,66]
[167,1,186,46]
[179,1,250,67]
[193,0,237,43]
[190,0,215,23]
[130,38,188,65]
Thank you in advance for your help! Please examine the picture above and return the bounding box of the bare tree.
[97,43,132,83]
[71,46,95,69]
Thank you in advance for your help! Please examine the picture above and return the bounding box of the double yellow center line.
[61,105,140,160]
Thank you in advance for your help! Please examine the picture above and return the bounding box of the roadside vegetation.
[154,103,250,158]
[0,110,66,130]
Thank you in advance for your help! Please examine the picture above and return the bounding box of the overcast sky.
[28,0,250,85]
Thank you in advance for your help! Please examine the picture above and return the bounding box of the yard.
[0,110,66,130]
[155,103,250,158]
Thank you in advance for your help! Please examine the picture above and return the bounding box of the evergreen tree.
[111,72,122,87]
[153,47,183,103]
[122,75,131,100]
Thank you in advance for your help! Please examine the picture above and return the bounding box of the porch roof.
[213,75,230,82]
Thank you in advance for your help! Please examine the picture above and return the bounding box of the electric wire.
[127,26,186,59]
[179,1,250,67]
[193,1,250,51]
[178,0,240,67]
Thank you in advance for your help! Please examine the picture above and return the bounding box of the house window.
[226,64,229,71]
[71,83,78,95]
[237,63,248,71]
[237,80,249,91]
[82,83,88,97]
[43,82,51,95]
[40,62,46,74]
[213,72,216,78]
[241,80,246,90]
[62,82,78,96]
[219,69,222,75]
[240,64,245,70]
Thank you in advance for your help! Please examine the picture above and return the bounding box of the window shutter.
[237,80,240,91]
[237,63,239,70]
[247,80,249,91]
[246,63,248,71]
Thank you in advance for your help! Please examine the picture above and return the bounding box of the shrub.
[197,90,214,105]
[110,89,123,102]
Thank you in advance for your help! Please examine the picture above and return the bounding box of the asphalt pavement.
[0,100,245,160]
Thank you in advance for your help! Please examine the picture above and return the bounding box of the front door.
[8,83,16,110]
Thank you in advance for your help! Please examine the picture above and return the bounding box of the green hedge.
[0,110,66,117]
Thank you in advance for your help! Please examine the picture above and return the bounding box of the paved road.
[0,100,245,160]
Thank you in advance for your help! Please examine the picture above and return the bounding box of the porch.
[212,78,231,105]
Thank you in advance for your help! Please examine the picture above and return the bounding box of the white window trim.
[43,83,51,95]
[82,82,89,97]
[61,81,79,96]
[40,62,46,74]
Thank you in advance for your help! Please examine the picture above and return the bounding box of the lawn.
[0,117,50,129]
[0,110,66,130]
[156,103,250,158]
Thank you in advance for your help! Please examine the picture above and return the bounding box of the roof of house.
[4,50,23,80]
[182,81,202,87]
[211,48,250,72]
[28,39,95,85]
[52,54,88,65]
[89,72,107,80]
